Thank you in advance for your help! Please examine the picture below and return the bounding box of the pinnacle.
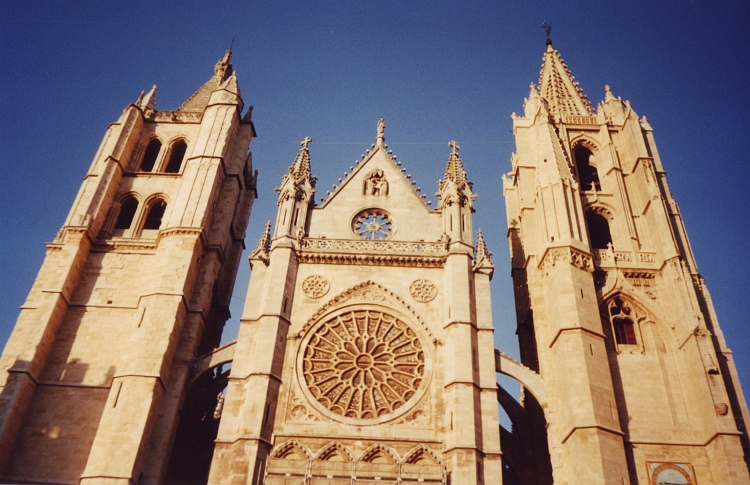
[474,228,493,266]
[442,141,469,187]
[288,137,313,182]
[250,221,272,261]
[538,45,593,118]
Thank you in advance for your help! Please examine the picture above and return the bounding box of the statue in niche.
[364,168,389,196]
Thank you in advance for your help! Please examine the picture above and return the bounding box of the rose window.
[352,209,393,240]
[301,310,425,420]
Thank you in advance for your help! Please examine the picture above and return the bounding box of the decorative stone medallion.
[300,309,425,423]
[302,275,330,298]
[409,279,437,303]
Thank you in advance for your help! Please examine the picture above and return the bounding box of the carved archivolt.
[301,275,330,298]
[298,280,435,341]
[300,309,425,422]
[409,279,437,303]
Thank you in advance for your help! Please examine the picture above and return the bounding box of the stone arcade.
[0,44,748,485]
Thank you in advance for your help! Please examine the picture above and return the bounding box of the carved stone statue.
[363,168,389,196]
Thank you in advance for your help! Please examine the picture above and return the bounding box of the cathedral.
[0,41,747,485]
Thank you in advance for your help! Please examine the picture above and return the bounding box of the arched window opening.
[114,196,138,230]
[164,140,187,173]
[574,144,601,191]
[586,212,612,249]
[143,200,167,230]
[609,298,637,345]
[139,139,162,172]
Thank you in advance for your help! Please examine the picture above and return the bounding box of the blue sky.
[1,2,749,396]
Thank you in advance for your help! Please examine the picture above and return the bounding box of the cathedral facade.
[0,44,748,485]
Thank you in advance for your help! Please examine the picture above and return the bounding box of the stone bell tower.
[208,121,502,484]
[502,41,750,484]
[0,51,257,485]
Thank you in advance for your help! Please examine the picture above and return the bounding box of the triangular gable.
[319,145,429,211]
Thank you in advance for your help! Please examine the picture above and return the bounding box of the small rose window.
[352,209,393,240]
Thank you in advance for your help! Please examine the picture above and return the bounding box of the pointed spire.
[443,141,469,186]
[288,137,312,182]
[376,118,386,146]
[474,228,494,267]
[250,221,272,264]
[177,51,239,113]
[538,45,592,118]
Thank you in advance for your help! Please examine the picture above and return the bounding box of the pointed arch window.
[139,139,162,172]
[114,196,138,230]
[586,211,612,250]
[574,144,601,191]
[143,199,167,230]
[608,297,637,345]
[164,140,188,173]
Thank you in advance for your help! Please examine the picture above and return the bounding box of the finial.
[604,84,616,102]
[376,118,386,146]
[448,140,460,155]
[301,136,312,150]
[541,22,553,46]
[214,50,233,80]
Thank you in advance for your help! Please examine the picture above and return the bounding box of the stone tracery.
[301,309,425,420]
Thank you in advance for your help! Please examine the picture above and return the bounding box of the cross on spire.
[541,22,553,46]
[449,140,460,155]
[301,136,312,150]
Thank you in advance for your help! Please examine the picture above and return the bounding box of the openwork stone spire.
[538,44,593,118]
[288,137,312,182]
[442,141,470,187]
[250,221,272,264]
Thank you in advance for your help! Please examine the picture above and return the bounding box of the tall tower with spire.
[0,52,257,484]
[208,121,501,484]
[503,41,750,484]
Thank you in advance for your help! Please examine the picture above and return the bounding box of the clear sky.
[1,2,748,398]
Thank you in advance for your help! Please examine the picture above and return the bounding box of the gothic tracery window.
[352,209,393,240]
[301,309,425,421]
[608,297,637,345]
